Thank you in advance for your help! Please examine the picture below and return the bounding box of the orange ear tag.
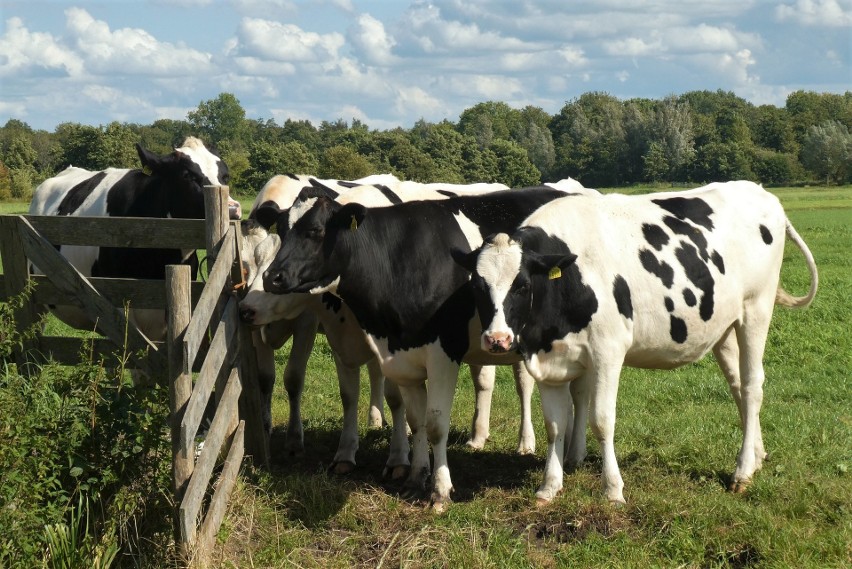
[548,266,562,280]
[350,215,358,231]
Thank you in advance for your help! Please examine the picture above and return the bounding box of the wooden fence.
[0,186,268,559]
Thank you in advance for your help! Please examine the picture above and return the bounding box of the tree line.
[1,89,850,200]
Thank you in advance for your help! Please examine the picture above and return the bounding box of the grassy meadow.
[1,185,849,567]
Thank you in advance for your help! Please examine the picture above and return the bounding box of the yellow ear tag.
[548,266,562,280]
[350,215,358,231]
[142,165,152,176]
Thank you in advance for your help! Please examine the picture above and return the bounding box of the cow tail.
[776,218,818,308]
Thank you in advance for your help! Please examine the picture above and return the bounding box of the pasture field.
[204,186,850,568]
[0,186,848,567]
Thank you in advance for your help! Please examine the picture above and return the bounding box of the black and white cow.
[453,181,818,504]
[239,173,537,478]
[262,186,581,510]
[28,136,240,342]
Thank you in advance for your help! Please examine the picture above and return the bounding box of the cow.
[28,136,240,344]
[262,186,582,511]
[239,173,542,478]
[452,181,819,505]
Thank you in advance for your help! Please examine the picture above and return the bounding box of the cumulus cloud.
[232,18,344,62]
[0,17,84,77]
[776,0,852,27]
[65,8,213,76]
[349,13,397,65]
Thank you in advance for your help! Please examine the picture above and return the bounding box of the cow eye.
[512,281,530,294]
[308,227,324,239]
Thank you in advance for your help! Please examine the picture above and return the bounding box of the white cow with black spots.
[455,181,818,504]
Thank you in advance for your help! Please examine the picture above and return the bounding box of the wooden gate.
[0,186,268,557]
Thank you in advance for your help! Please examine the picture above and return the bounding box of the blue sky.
[1,0,850,132]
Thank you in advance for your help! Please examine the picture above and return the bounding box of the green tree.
[246,140,319,192]
[0,160,12,200]
[318,145,374,180]
[91,122,138,169]
[800,120,852,184]
[3,135,38,199]
[187,93,247,146]
[489,139,540,187]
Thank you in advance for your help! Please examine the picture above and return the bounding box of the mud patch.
[521,503,632,545]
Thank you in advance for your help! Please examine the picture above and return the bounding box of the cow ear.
[307,178,340,200]
[136,144,170,174]
[330,202,367,232]
[451,247,480,273]
[252,200,283,230]
[527,252,577,278]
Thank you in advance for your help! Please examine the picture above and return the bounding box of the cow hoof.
[466,437,487,450]
[729,480,750,493]
[331,461,356,476]
[534,496,551,508]
[516,444,535,456]
[383,464,410,481]
[608,498,627,508]
[429,499,450,514]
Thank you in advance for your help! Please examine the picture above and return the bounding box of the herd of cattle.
[28,137,818,509]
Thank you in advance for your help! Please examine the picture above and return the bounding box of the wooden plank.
[183,229,236,372]
[23,216,206,249]
[167,265,194,533]
[237,321,270,468]
[180,298,238,455]
[179,367,241,546]
[16,216,166,379]
[8,275,207,309]
[0,216,42,374]
[197,421,245,553]
[39,336,165,366]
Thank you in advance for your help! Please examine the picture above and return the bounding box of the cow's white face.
[176,137,228,187]
[471,234,527,353]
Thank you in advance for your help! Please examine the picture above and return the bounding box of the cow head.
[237,219,313,326]
[263,188,366,295]
[135,136,241,220]
[454,231,576,355]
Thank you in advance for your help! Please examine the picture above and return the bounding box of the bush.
[0,290,173,567]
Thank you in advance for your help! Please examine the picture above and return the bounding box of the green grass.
[2,187,849,567]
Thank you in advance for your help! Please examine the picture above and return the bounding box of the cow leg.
[588,363,625,504]
[564,373,591,472]
[466,364,494,449]
[512,362,537,455]
[381,371,411,481]
[366,358,386,428]
[730,304,772,492]
[714,326,767,471]
[282,312,319,455]
[398,382,430,499]
[329,351,360,474]
[252,329,277,436]
[535,381,572,504]
[425,358,461,512]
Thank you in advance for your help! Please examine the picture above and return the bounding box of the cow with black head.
[29,136,241,341]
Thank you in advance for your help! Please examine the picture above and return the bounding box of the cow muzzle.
[482,330,515,354]
[228,199,242,220]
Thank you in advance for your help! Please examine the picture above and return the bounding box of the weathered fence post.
[166,264,193,544]
[0,216,41,375]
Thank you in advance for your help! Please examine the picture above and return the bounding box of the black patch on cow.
[759,224,773,244]
[285,173,300,181]
[437,190,458,198]
[664,297,674,312]
[337,180,360,188]
[375,184,403,204]
[674,241,715,321]
[670,315,688,343]
[511,227,598,356]
[216,159,229,185]
[612,275,632,319]
[662,215,710,261]
[639,249,674,288]
[642,223,669,251]
[321,292,346,322]
[444,187,566,239]
[56,172,107,215]
[652,197,715,231]
[682,288,697,307]
[711,251,725,274]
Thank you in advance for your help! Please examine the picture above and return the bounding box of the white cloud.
[776,0,852,27]
[233,18,344,62]
[393,85,444,118]
[0,17,84,77]
[65,8,213,76]
[349,14,397,65]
